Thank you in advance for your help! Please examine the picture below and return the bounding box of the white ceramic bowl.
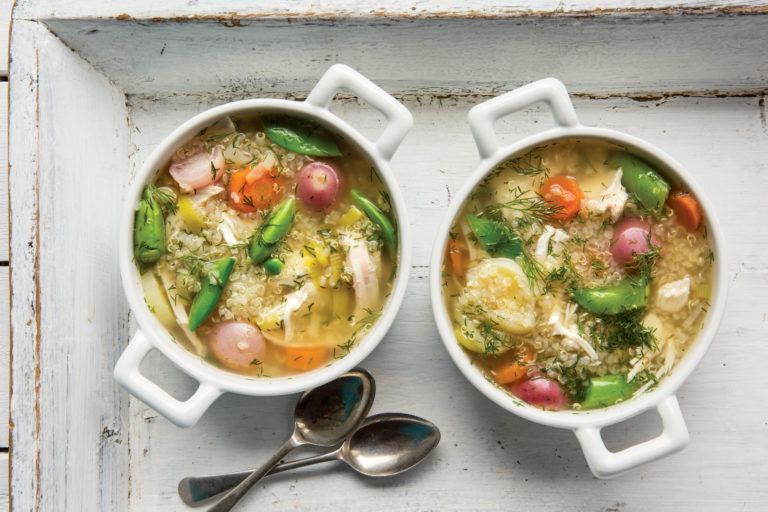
[115,64,413,428]
[429,78,727,478]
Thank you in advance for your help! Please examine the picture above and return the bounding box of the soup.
[134,114,397,377]
[442,139,713,410]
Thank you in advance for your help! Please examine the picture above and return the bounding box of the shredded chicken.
[549,303,598,359]
[346,239,380,312]
[156,268,207,356]
[534,225,570,271]
[582,169,628,222]
[657,276,691,313]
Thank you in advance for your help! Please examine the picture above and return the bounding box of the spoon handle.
[207,436,300,512]
[179,449,340,506]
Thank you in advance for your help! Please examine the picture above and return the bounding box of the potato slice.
[462,258,536,335]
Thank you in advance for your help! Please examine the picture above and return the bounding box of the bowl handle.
[306,64,413,161]
[573,394,690,478]
[468,77,580,160]
[114,329,222,428]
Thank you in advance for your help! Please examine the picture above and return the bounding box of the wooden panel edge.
[8,18,40,512]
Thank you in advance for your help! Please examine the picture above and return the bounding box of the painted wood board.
[0,452,7,509]
[14,0,768,19]
[1,81,7,261]
[0,0,9,76]
[0,267,8,449]
[8,10,768,512]
[41,13,768,99]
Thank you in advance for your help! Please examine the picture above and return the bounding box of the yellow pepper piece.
[338,205,363,227]
[178,196,205,234]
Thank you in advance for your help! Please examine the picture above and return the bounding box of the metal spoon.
[179,413,441,506]
[205,368,375,512]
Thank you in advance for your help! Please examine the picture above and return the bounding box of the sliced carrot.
[490,349,534,385]
[447,234,468,276]
[668,191,702,232]
[284,346,328,371]
[540,176,583,222]
[228,166,285,213]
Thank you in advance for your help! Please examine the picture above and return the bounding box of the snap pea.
[262,115,342,157]
[188,257,235,331]
[608,152,670,213]
[264,257,284,276]
[580,374,639,409]
[350,189,397,259]
[248,197,296,264]
[572,277,649,316]
[133,185,167,265]
[466,214,522,260]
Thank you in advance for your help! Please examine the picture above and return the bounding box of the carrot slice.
[491,349,534,385]
[447,234,468,276]
[228,166,285,213]
[284,346,328,371]
[540,176,583,222]
[668,191,702,231]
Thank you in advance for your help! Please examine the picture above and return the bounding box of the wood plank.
[124,93,768,511]
[31,25,131,512]
[0,452,7,510]
[8,19,41,512]
[0,268,8,449]
[15,0,768,19]
[41,13,768,98]
[0,82,7,261]
[0,0,10,76]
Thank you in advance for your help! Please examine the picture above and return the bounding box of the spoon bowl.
[294,370,375,446]
[342,413,441,477]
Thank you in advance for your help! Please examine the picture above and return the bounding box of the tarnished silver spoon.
[179,413,440,506]
[205,368,375,512]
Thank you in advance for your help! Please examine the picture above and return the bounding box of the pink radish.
[610,218,660,265]
[512,374,568,410]
[296,161,340,210]
[208,321,266,370]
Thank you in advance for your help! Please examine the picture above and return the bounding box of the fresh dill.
[482,186,563,230]
[494,147,550,177]
[334,308,382,359]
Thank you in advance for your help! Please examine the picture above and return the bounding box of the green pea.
[350,189,397,259]
[248,197,296,264]
[580,374,639,409]
[264,257,284,276]
[572,278,649,316]
[608,152,670,213]
[188,257,235,331]
[133,186,166,265]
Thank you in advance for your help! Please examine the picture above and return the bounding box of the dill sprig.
[146,183,178,215]
[494,147,550,177]
[334,308,382,359]
[482,186,563,230]
[587,310,658,352]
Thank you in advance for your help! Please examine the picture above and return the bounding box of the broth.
[135,114,396,377]
[442,138,713,410]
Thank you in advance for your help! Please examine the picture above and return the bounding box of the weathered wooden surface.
[13,0,768,18]
[41,13,768,99]
[8,7,768,512]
